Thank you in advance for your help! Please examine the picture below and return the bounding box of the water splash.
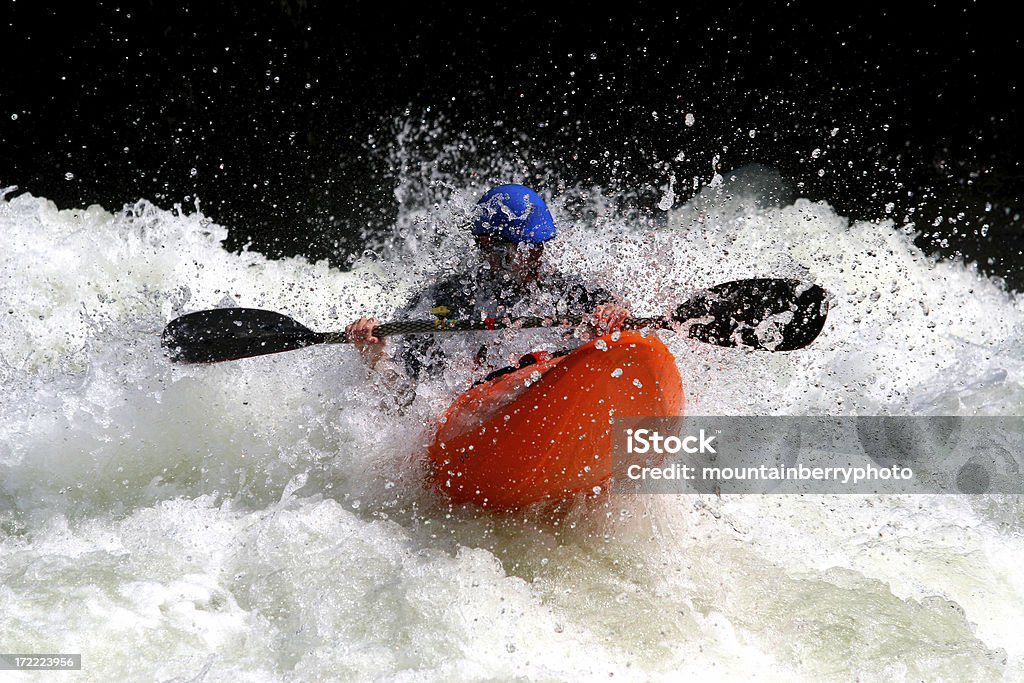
[1,151,1022,680]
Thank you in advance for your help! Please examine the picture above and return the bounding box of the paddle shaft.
[322,314,671,344]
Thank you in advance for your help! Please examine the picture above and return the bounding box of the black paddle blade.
[674,279,829,351]
[161,308,322,363]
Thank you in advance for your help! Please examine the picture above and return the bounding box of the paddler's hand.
[346,317,385,368]
[590,303,631,336]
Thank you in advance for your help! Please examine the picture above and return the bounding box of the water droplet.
[64,172,74,180]
[611,368,623,378]
[595,339,608,351]
[10,113,17,121]
[633,378,643,388]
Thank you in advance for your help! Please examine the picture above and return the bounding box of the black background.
[2,2,1022,283]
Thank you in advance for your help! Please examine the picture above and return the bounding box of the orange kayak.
[426,330,684,509]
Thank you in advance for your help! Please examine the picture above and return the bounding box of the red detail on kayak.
[426,330,684,509]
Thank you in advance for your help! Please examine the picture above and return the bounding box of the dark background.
[2,1,1022,285]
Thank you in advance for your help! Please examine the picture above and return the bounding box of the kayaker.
[345,183,631,386]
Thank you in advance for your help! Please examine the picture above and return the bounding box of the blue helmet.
[472,184,557,244]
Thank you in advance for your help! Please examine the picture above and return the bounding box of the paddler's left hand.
[590,303,631,336]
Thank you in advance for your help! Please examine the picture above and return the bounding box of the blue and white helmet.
[472,184,557,244]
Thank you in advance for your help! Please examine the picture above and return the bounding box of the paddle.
[161,278,829,364]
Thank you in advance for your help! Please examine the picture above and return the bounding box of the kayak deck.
[426,330,684,509]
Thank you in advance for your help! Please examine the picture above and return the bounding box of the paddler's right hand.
[346,317,385,368]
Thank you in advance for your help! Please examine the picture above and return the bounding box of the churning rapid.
[2,158,1023,682]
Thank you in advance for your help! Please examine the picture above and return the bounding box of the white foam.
[1,176,1022,680]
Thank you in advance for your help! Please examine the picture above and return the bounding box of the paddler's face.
[477,236,544,282]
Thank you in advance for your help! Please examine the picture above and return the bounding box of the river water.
[1,159,1022,680]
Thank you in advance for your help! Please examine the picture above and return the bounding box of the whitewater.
[2,163,1023,681]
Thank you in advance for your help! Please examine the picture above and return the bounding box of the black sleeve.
[551,272,616,317]
[391,278,463,380]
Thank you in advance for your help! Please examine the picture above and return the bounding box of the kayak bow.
[426,330,684,509]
